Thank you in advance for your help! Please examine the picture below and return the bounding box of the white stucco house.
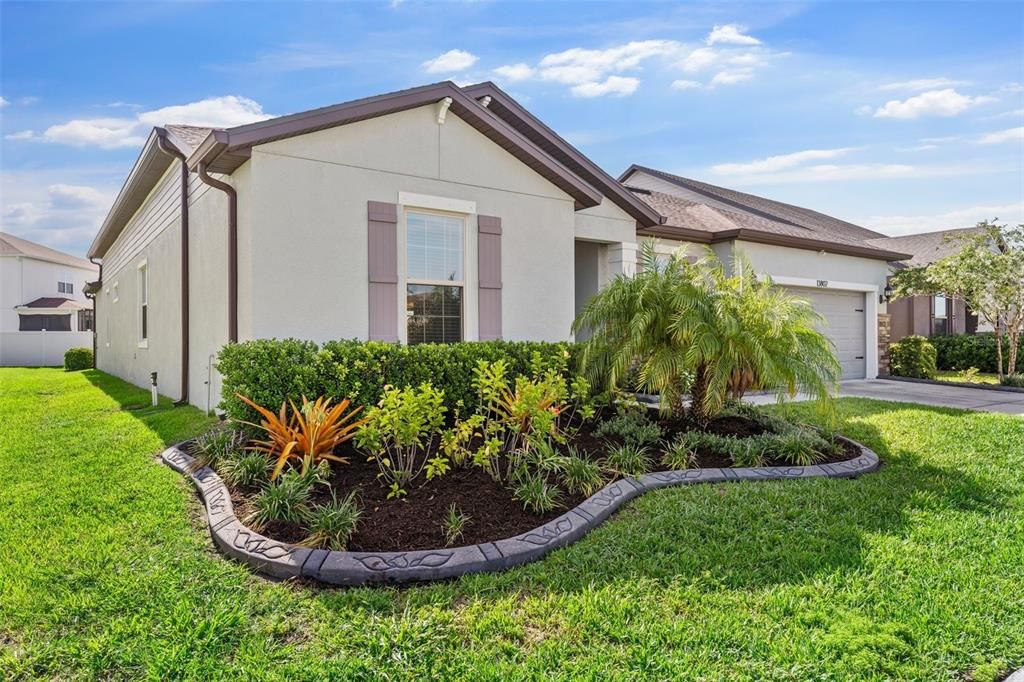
[1,232,97,366]
[87,81,910,411]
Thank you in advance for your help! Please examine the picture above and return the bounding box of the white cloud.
[706,24,761,46]
[858,202,1024,236]
[570,76,639,98]
[997,82,1023,94]
[422,49,478,74]
[41,117,145,149]
[679,47,719,73]
[873,88,996,119]
[0,96,7,108]
[710,70,754,86]
[47,184,112,209]
[879,77,970,92]
[671,79,702,91]
[493,63,535,81]
[23,96,271,150]
[19,96,39,105]
[539,40,680,85]
[982,107,1024,120]
[711,147,859,175]
[5,130,36,141]
[977,126,1024,144]
[895,144,938,152]
[716,163,920,185]
[137,95,270,128]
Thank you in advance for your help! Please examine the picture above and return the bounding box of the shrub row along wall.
[929,333,1024,373]
[218,339,578,422]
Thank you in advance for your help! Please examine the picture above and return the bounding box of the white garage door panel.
[785,287,867,380]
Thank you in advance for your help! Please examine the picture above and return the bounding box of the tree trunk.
[688,363,710,426]
[1008,329,1019,376]
[995,329,1005,379]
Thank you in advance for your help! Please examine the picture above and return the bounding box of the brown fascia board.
[186,81,604,210]
[640,222,910,261]
[88,128,183,259]
[462,82,663,228]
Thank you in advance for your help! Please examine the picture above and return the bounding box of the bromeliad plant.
[236,393,366,480]
[354,383,448,498]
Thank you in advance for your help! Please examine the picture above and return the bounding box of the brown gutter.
[196,162,238,344]
[155,130,191,404]
[85,257,102,368]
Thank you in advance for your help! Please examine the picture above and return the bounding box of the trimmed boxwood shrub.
[889,335,937,379]
[217,338,578,422]
[929,333,1024,374]
[64,347,93,371]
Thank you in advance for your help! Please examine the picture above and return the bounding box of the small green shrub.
[956,366,980,382]
[302,491,362,550]
[245,471,313,530]
[593,407,663,448]
[191,428,246,471]
[603,444,652,478]
[889,335,937,379]
[220,451,271,488]
[512,473,563,513]
[1000,373,1024,387]
[442,503,470,546]
[729,436,768,468]
[661,437,698,470]
[767,431,823,467]
[561,450,604,496]
[355,383,447,497]
[63,347,93,371]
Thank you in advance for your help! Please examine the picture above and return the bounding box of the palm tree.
[573,242,840,424]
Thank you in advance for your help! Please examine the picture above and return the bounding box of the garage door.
[785,288,867,380]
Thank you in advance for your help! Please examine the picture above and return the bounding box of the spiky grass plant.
[603,444,652,478]
[441,503,470,546]
[513,473,564,514]
[561,450,604,497]
[245,471,313,530]
[301,491,362,550]
[220,451,271,488]
[190,428,246,472]
[661,437,698,470]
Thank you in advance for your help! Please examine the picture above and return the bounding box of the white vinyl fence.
[0,331,94,367]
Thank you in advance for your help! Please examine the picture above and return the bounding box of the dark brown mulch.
[192,411,861,553]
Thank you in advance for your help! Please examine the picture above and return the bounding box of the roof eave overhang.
[186,81,603,210]
[462,83,663,228]
[88,128,188,259]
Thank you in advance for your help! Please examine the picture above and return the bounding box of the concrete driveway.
[749,378,1024,415]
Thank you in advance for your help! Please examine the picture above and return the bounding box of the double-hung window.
[933,294,948,335]
[57,281,73,294]
[138,261,148,347]
[406,211,464,344]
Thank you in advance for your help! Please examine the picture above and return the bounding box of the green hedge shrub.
[64,347,93,371]
[929,333,1024,374]
[889,335,937,379]
[217,338,578,422]
[1000,373,1024,388]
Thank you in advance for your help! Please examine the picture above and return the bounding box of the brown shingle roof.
[621,165,888,242]
[19,297,87,310]
[0,232,97,270]
[865,226,988,266]
[164,124,215,154]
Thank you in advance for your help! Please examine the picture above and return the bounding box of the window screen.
[19,314,71,331]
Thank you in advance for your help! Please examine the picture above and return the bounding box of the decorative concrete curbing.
[162,437,880,586]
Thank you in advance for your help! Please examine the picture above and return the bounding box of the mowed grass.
[1,368,1022,681]
[935,369,1002,386]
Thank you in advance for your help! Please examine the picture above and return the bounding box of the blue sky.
[2,0,1022,257]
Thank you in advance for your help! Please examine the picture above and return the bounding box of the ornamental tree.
[890,221,1024,377]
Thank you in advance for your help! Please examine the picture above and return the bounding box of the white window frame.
[403,207,468,345]
[137,260,148,348]
[933,294,948,335]
[112,282,119,303]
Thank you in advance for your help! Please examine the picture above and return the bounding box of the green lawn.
[935,370,1002,386]
[2,368,1022,681]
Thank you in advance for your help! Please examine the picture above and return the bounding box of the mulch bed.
[192,411,858,553]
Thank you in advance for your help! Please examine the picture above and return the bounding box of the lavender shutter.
[477,215,502,340]
[367,201,398,342]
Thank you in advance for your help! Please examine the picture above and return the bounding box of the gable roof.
[632,189,912,261]
[1,232,97,270]
[460,82,662,227]
[18,296,88,310]
[621,164,888,242]
[865,226,988,267]
[186,81,603,210]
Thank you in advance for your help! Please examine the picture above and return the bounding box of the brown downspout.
[156,132,191,405]
[196,162,238,344]
[87,257,102,368]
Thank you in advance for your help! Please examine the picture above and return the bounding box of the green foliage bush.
[929,333,1024,373]
[889,335,937,379]
[593,406,663,448]
[63,347,93,371]
[217,338,577,423]
[1000,373,1024,388]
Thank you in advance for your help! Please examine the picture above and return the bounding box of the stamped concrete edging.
[162,438,880,586]
[879,375,1024,393]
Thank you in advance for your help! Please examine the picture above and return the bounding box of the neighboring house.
[618,166,910,380]
[0,232,97,366]
[87,81,912,411]
[865,226,988,341]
